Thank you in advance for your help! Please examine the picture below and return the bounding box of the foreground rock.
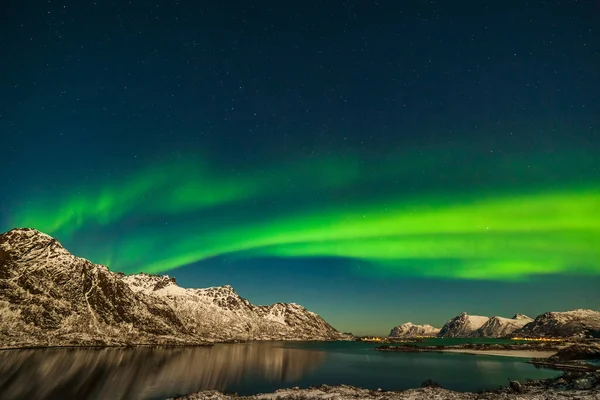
[528,343,600,372]
[170,371,600,400]
[550,343,600,361]
[0,228,347,348]
[388,322,440,338]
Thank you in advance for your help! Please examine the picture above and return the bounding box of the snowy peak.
[193,285,252,310]
[255,302,321,329]
[389,322,440,338]
[513,309,600,338]
[437,311,535,338]
[438,312,489,337]
[0,228,73,265]
[474,315,533,337]
[392,309,598,339]
[434,309,600,338]
[122,272,178,292]
[123,275,245,304]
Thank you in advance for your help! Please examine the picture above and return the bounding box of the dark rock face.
[0,228,189,347]
[550,344,600,361]
[513,310,600,338]
[0,228,347,347]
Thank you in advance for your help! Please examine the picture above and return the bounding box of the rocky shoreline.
[169,371,600,400]
[374,341,562,354]
[375,341,600,372]
[529,343,600,372]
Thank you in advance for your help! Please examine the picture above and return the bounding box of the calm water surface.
[0,341,560,400]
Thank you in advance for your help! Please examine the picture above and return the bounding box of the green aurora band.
[119,187,600,280]
[9,149,600,281]
[13,156,362,237]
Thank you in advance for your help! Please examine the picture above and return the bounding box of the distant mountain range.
[437,312,533,338]
[390,310,600,339]
[0,228,347,348]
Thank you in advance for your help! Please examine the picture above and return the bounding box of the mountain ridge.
[388,322,440,338]
[394,310,599,339]
[0,228,347,348]
[473,315,533,337]
[437,312,490,337]
[512,309,600,338]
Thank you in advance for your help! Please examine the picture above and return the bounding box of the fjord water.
[0,341,559,400]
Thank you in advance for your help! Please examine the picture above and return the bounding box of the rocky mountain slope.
[420,310,600,339]
[512,309,600,338]
[122,273,344,341]
[473,314,533,337]
[388,322,440,337]
[437,312,489,337]
[0,228,346,348]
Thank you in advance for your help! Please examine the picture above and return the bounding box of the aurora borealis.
[2,1,599,334]
[12,152,600,281]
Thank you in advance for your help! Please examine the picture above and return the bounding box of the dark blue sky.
[1,0,599,335]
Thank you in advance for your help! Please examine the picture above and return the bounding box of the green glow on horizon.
[8,149,600,281]
[124,187,599,280]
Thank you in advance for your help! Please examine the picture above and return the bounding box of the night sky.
[1,1,599,335]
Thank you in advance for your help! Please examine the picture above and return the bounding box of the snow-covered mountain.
[437,312,489,337]
[122,273,345,341]
[437,313,534,338]
[388,322,440,337]
[435,310,600,338]
[0,228,347,348]
[512,309,600,338]
[473,314,533,337]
